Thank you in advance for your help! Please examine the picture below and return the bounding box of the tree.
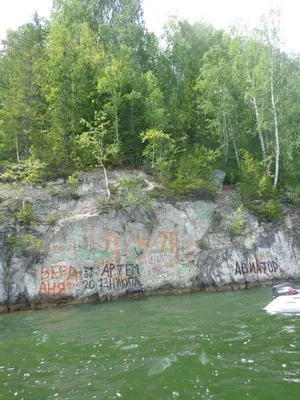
[76,112,119,200]
[195,34,249,169]
[0,15,46,162]
[144,71,165,130]
[40,20,103,168]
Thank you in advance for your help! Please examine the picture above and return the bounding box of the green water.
[1,288,300,400]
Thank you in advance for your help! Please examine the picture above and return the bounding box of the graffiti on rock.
[149,249,172,266]
[235,261,280,275]
[44,230,198,294]
[39,265,79,295]
[98,263,141,291]
[83,266,96,290]
[147,231,178,266]
[158,231,178,254]
[88,232,120,264]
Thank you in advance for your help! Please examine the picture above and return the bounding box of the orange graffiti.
[158,231,178,256]
[136,232,148,248]
[169,232,178,255]
[105,233,121,264]
[88,232,121,263]
[158,232,169,250]
[40,265,79,282]
[39,265,78,295]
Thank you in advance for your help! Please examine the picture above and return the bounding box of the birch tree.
[76,112,119,200]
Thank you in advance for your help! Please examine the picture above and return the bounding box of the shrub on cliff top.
[0,158,47,184]
[226,205,247,236]
[115,175,153,210]
[238,152,282,221]
[166,146,219,200]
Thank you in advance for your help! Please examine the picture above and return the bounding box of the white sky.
[0,0,299,53]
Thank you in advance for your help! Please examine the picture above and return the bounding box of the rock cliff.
[1,170,300,313]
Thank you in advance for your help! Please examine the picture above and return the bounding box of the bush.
[97,195,112,210]
[246,199,282,222]
[23,234,43,253]
[226,205,247,236]
[115,175,153,210]
[141,132,219,201]
[4,234,45,257]
[238,152,282,222]
[197,238,210,250]
[4,235,23,249]
[166,145,219,200]
[0,158,47,184]
[15,204,35,228]
[64,173,80,199]
[280,185,300,207]
[46,184,58,197]
[45,216,57,225]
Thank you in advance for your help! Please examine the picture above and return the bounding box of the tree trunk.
[270,65,280,189]
[243,41,268,172]
[222,116,228,165]
[15,132,20,163]
[24,115,30,159]
[113,89,119,144]
[233,137,240,169]
[99,139,110,200]
[100,159,111,201]
[251,98,268,173]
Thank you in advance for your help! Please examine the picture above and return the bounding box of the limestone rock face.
[1,170,300,312]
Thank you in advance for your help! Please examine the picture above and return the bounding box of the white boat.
[264,283,300,313]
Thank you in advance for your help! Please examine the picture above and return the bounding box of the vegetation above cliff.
[0,1,299,220]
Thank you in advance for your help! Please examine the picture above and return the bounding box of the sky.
[0,0,299,53]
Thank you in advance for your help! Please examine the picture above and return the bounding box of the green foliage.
[211,211,223,230]
[15,204,35,228]
[141,130,177,167]
[197,237,210,250]
[280,185,300,207]
[141,133,219,200]
[0,158,47,184]
[63,173,80,199]
[148,188,165,200]
[238,152,282,221]
[46,184,58,197]
[226,205,247,236]
[115,175,153,210]
[45,216,57,225]
[97,195,123,212]
[166,146,219,199]
[0,3,299,209]
[97,195,112,210]
[4,235,23,249]
[74,112,122,170]
[4,233,44,257]
[140,129,178,191]
[248,199,282,222]
[97,175,154,211]
[23,234,43,253]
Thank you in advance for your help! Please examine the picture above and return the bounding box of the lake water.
[0,287,300,399]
